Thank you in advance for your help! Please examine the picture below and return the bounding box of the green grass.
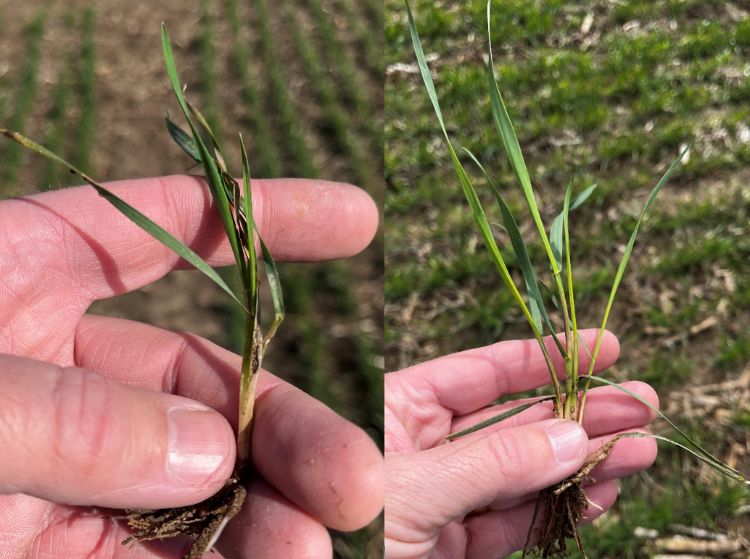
[568,476,746,558]
[339,0,384,78]
[363,0,385,32]
[716,333,750,371]
[198,0,222,139]
[72,7,96,172]
[305,0,382,152]
[253,0,317,177]
[42,68,72,188]
[283,4,371,190]
[1,9,46,186]
[224,0,282,177]
[640,353,694,390]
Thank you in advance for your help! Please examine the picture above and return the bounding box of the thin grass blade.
[161,24,245,274]
[0,129,247,311]
[485,0,556,271]
[165,114,201,163]
[550,183,597,270]
[185,101,246,225]
[562,180,581,416]
[187,101,229,175]
[239,134,258,307]
[446,396,555,441]
[563,180,578,379]
[619,432,747,484]
[578,146,689,417]
[586,375,736,474]
[463,147,566,357]
[259,238,284,343]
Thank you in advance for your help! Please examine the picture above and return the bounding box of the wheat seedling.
[1,24,283,559]
[405,2,748,557]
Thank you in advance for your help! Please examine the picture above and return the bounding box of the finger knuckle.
[486,430,535,485]
[51,367,114,478]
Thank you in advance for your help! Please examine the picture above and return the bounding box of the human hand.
[385,332,658,558]
[0,176,383,557]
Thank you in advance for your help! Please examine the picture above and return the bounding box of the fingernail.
[167,408,232,482]
[545,420,586,464]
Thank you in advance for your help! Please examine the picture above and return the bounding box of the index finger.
[1,175,378,301]
[388,330,620,416]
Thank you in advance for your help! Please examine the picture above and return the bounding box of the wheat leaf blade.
[161,24,245,273]
[260,238,284,343]
[165,114,201,162]
[239,134,258,306]
[586,375,735,472]
[563,180,579,393]
[485,0,557,271]
[550,183,597,269]
[462,148,567,357]
[0,129,246,312]
[406,0,563,402]
[446,396,555,441]
[620,432,747,483]
[580,147,689,414]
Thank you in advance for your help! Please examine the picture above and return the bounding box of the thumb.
[0,354,235,509]
[386,419,587,534]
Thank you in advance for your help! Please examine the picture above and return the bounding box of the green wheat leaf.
[165,113,201,163]
[550,183,597,270]
[161,24,245,276]
[463,147,566,357]
[0,129,246,312]
[446,396,555,441]
[260,238,284,343]
[586,375,736,474]
[580,146,689,408]
[406,0,563,402]
[486,0,557,272]
[620,432,747,484]
[239,133,258,308]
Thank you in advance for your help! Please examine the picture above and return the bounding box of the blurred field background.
[0,0,383,555]
[386,0,749,557]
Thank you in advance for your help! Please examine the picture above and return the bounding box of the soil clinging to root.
[523,435,624,558]
[120,475,246,559]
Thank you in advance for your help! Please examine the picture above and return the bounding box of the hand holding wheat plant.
[0,27,382,559]
[0,179,382,556]
[384,331,659,557]
[399,1,748,557]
